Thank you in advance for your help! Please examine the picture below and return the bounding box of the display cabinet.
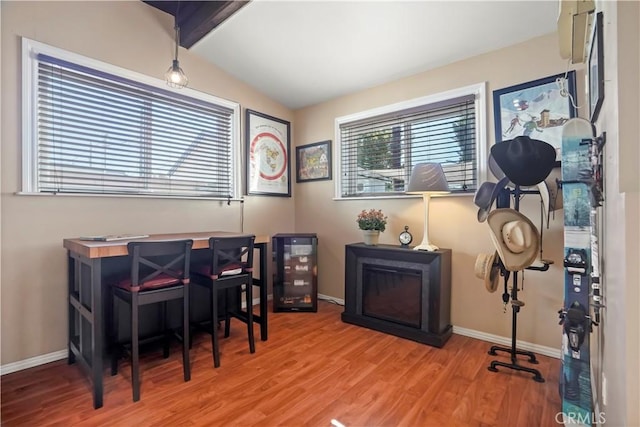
[272,233,318,312]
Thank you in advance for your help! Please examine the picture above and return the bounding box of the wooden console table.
[63,231,269,409]
[342,243,452,347]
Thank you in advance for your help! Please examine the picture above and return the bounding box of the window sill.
[15,192,244,202]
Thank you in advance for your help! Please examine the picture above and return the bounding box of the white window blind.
[337,90,481,198]
[23,40,239,198]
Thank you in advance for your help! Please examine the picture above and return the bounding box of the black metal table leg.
[90,258,104,408]
[68,252,104,409]
[259,242,268,341]
[253,242,268,341]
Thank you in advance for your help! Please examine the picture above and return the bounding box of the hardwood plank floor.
[1,301,562,426]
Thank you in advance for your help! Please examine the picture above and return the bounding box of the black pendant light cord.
[165,0,188,88]
[174,25,180,62]
[174,1,181,57]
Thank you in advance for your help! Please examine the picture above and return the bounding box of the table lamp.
[407,163,450,251]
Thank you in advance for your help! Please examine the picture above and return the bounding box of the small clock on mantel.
[399,226,413,247]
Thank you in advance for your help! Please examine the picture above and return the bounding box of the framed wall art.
[493,71,577,161]
[588,12,604,123]
[296,140,332,183]
[245,109,291,197]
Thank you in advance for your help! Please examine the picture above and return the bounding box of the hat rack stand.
[487,184,546,383]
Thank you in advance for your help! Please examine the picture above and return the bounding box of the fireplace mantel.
[342,243,452,347]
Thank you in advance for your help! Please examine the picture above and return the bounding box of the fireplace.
[342,244,452,347]
[363,264,422,328]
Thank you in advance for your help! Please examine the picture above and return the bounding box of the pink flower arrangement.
[356,209,387,232]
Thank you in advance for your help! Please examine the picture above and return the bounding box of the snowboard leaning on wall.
[560,118,599,426]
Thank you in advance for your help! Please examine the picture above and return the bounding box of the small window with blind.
[335,83,486,198]
[21,38,241,199]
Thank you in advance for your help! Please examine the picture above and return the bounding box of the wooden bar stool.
[109,239,193,402]
[191,235,255,367]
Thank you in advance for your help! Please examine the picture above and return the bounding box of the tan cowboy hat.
[487,208,540,272]
[474,251,501,293]
[537,166,563,228]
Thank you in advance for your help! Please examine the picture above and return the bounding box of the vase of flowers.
[356,209,387,245]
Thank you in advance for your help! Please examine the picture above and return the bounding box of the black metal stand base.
[485,186,547,385]
[487,345,545,383]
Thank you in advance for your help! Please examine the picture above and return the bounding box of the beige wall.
[0,1,295,365]
[294,32,579,350]
[595,1,640,425]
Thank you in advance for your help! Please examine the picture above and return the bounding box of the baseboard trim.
[316,297,559,358]
[246,293,272,309]
[318,293,345,305]
[1,299,559,375]
[315,297,559,359]
[2,293,275,376]
[1,350,68,376]
[452,326,561,359]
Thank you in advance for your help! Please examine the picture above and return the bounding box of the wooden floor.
[1,301,562,426]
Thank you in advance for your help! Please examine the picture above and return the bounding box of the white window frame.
[21,37,242,200]
[334,83,487,200]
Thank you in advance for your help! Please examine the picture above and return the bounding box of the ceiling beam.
[179,1,250,48]
[143,1,251,49]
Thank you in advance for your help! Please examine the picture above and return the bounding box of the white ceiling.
[191,0,560,110]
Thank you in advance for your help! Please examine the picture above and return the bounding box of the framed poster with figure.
[245,109,291,196]
[493,71,577,161]
[296,140,332,183]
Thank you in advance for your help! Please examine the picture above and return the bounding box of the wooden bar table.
[63,231,270,409]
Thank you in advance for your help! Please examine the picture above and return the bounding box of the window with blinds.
[336,84,485,198]
[22,38,240,199]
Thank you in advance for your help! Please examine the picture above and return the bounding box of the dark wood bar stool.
[109,239,193,402]
[191,235,255,367]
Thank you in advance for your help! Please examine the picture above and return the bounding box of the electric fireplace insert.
[342,243,452,347]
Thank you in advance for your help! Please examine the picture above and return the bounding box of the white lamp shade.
[407,163,450,194]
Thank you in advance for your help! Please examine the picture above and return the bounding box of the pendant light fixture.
[165,16,188,89]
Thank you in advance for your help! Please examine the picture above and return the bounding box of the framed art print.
[296,140,332,183]
[588,12,604,123]
[493,71,577,160]
[245,109,291,196]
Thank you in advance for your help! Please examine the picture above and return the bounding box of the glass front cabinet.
[272,233,318,312]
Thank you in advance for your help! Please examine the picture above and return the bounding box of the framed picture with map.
[245,109,291,196]
[296,140,332,183]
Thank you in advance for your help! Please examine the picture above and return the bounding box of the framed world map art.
[245,109,291,196]
[296,140,332,183]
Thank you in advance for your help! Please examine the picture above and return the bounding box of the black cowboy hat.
[490,136,556,187]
